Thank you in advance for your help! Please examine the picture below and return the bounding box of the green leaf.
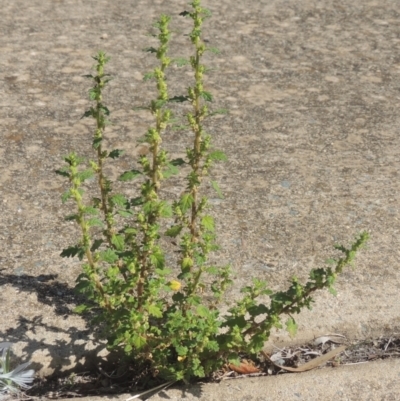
[248,333,267,353]
[83,206,98,215]
[148,304,163,318]
[173,57,189,67]
[118,210,133,218]
[163,163,179,178]
[286,317,298,338]
[119,169,142,181]
[92,137,102,149]
[87,217,103,227]
[201,91,213,102]
[132,335,147,349]
[328,285,337,296]
[211,180,223,199]
[201,215,214,231]
[77,169,94,181]
[61,190,72,203]
[227,355,241,366]
[151,99,167,110]
[160,202,172,218]
[88,88,98,100]
[101,105,110,116]
[182,257,194,269]
[111,234,125,251]
[205,266,218,274]
[150,251,164,269]
[99,249,118,263]
[143,72,155,81]
[110,194,128,207]
[196,305,210,318]
[108,149,124,159]
[155,267,171,276]
[165,225,183,237]
[209,150,227,161]
[179,194,194,213]
[73,304,89,314]
[75,277,90,296]
[176,345,188,356]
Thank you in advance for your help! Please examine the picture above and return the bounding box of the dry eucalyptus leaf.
[272,346,346,373]
[228,361,261,374]
[314,334,347,346]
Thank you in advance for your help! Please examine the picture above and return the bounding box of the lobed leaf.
[179,193,194,213]
[73,304,89,314]
[110,194,128,207]
[99,249,118,263]
[165,225,183,237]
[61,190,72,204]
[87,217,103,227]
[111,235,125,251]
[209,150,227,161]
[201,91,213,102]
[210,180,223,198]
[201,215,214,231]
[286,317,298,338]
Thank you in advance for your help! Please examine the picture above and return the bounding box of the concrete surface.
[57,358,400,401]
[0,0,400,399]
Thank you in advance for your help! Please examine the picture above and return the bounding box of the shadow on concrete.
[0,270,205,399]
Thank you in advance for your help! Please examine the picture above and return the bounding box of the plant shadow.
[0,270,116,376]
[0,269,205,399]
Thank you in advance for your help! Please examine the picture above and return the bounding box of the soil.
[1,0,400,400]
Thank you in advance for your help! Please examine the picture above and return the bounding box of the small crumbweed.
[0,343,35,399]
[58,0,369,383]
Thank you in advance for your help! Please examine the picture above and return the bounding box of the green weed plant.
[58,0,369,383]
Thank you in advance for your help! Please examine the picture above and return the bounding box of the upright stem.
[92,52,114,243]
[136,14,171,309]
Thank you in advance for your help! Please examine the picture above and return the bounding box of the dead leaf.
[228,360,261,374]
[314,333,346,346]
[265,346,346,373]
